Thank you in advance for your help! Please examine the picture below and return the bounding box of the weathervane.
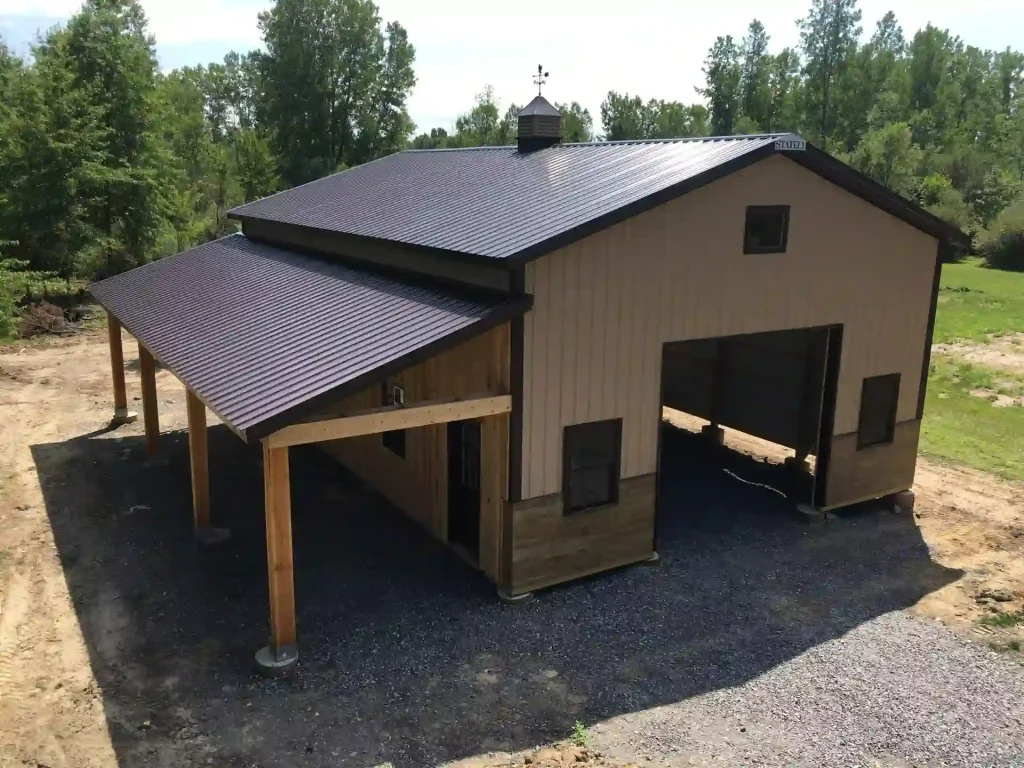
[533,64,549,96]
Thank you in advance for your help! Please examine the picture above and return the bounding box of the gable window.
[858,374,900,449]
[382,380,406,459]
[744,205,790,254]
[563,419,622,514]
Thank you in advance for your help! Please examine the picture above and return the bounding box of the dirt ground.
[934,333,1024,375]
[1,331,1023,767]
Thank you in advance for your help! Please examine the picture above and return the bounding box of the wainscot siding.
[508,474,656,595]
[521,154,937,504]
[315,323,510,582]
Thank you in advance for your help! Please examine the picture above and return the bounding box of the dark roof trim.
[783,145,970,247]
[506,142,779,266]
[506,142,968,265]
[243,292,533,441]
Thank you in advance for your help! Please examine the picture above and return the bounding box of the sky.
[2,0,1023,135]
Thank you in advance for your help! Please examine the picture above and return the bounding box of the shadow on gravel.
[31,420,961,768]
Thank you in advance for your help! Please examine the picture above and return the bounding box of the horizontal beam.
[264,393,512,449]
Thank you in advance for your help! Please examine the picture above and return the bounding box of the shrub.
[978,199,1024,271]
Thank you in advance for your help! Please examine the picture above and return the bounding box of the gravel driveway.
[19,405,1024,768]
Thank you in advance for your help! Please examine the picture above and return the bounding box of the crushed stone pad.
[590,612,1024,768]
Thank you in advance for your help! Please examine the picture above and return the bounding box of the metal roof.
[229,135,788,260]
[518,95,561,117]
[228,134,968,260]
[91,234,529,440]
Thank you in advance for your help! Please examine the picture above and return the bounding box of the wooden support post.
[138,343,159,456]
[186,389,210,530]
[257,443,298,674]
[106,313,137,425]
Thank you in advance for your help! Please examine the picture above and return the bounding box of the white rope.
[721,468,788,498]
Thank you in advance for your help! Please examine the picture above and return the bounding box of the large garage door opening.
[658,326,842,522]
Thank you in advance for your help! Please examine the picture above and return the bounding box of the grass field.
[934,258,1024,343]
[921,259,1024,481]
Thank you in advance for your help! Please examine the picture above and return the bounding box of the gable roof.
[91,234,530,440]
[229,134,969,265]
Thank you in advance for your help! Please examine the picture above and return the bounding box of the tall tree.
[798,0,862,144]
[257,0,416,185]
[766,48,802,131]
[61,0,166,271]
[739,21,772,130]
[698,35,741,134]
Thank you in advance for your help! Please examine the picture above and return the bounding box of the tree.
[452,86,502,146]
[234,129,281,201]
[739,21,772,130]
[256,0,416,185]
[849,122,922,195]
[766,48,802,131]
[59,0,167,273]
[798,0,862,144]
[600,91,648,140]
[557,101,594,142]
[698,36,741,134]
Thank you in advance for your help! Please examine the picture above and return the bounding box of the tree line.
[0,0,416,282]
[1,0,1022,315]
[427,4,1023,267]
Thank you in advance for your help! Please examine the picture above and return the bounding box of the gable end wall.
[519,153,938,503]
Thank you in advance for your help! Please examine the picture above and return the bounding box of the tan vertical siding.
[520,154,937,500]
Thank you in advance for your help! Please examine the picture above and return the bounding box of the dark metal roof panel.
[230,135,786,259]
[519,95,561,117]
[91,234,527,438]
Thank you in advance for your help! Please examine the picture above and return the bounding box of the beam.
[186,389,210,530]
[257,443,298,674]
[265,393,512,449]
[106,313,137,425]
[138,343,159,455]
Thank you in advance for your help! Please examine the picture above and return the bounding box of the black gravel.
[31,423,1024,767]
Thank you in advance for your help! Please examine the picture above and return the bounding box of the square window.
[858,374,900,449]
[744,205,790,254]
[563,419,622,514]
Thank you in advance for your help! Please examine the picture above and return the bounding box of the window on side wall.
[563,419,622,514]
[857,373,900,449]
[744,205,790,254]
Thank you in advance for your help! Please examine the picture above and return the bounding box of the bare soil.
[1,332,1022,767]
[934,333,1024,375]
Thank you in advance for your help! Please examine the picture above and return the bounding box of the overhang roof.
[90,234,530,441]
[228,134,969,264]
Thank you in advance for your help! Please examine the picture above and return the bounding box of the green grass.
[977,610,1024,629]
[935,258,1024,343]
[920,357,1024,481]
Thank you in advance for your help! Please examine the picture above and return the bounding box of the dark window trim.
[562,419,622,515]
[857,373,900,450]
[743,205,790,254]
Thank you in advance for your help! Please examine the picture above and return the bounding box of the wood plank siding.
[508,475,656,595]
[520,154,937,505]
[317,323,511,582]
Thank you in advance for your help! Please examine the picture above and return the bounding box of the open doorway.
[447,419,481,561]
[657,326,842,523]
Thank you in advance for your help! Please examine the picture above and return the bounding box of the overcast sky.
[2,0,1022,135]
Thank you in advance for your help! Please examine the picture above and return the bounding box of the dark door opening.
[447,419,481,559]
[656,325,842,535]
